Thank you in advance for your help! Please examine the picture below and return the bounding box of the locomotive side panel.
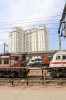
[0,56,21,68]
[41,56,50,66]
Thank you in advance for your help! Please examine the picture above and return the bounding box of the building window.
[4,58,9,64]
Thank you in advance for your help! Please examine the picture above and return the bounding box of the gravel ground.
[0,86,66,100]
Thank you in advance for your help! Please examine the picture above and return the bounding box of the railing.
[0,66,66,87]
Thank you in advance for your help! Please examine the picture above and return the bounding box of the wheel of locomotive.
[23,70,27,77]
[22,68,28,78]
[50,71,57,78]
[12,71,18,78]
[0,72,4,78]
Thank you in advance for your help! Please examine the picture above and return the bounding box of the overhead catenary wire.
[0,14,65,52]
[0,14,61,24]
[0,14,61,35]
[0,28,58,33]
[0,14,62,43]
[0,22,59,29]
[0,18,60,26]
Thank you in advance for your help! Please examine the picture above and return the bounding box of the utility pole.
[58,3,66,50]
[58,31,61,50]
[4,42,8,55]
[4,42,5,55]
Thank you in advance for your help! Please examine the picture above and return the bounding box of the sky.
[0,0,66,53]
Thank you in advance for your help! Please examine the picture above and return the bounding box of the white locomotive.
[50,50,66,68]
[49,50,66,77]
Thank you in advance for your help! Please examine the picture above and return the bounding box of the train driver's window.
[15,57,19,61]
[4,58,9,64]
[62,55,66,60]
[56,56,60,60]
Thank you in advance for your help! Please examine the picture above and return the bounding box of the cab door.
[56,55,62,67]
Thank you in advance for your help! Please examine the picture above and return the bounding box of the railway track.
[0,77,66,86]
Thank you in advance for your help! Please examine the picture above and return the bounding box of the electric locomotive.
[49,50,66,77]
[0,53,28,77]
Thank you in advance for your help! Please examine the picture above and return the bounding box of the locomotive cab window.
[56,56,60,60]
[31,60,34,62]
[62,55,66,60]
[15,57,19,61]
[4,58,9,64]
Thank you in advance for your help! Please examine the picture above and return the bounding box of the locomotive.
[28,56,52,67]
[28,56,42,67]
[0,50,66,78]
[48,50,66,77]
[0,53,29,77]
[29,50,66,77]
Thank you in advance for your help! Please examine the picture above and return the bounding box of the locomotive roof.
[54,50,66,55]
[0,55,19,58]
[0,56,10,58]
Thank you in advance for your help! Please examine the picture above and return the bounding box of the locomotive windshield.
[15,57,19,61]
[35,58,41,64]
[62,55,66,59]
[31,60,34,62]
[4,58,9,64]
[35,59,41,61]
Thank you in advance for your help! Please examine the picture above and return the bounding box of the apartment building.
[9,24,49,53]
[25,24,49,52]
[9,27,24,53]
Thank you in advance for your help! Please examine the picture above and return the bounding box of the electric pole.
[4,42,8,55]
[58,3,66,50]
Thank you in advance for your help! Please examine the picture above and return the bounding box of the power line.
[0,23,59,29]
[0,27,58,33]
[0,14,61,24]
[0,18,60,26]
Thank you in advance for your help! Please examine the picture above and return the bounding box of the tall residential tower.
[25,24,49,52]
[9,25,49,53]
[9,27,24,53]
